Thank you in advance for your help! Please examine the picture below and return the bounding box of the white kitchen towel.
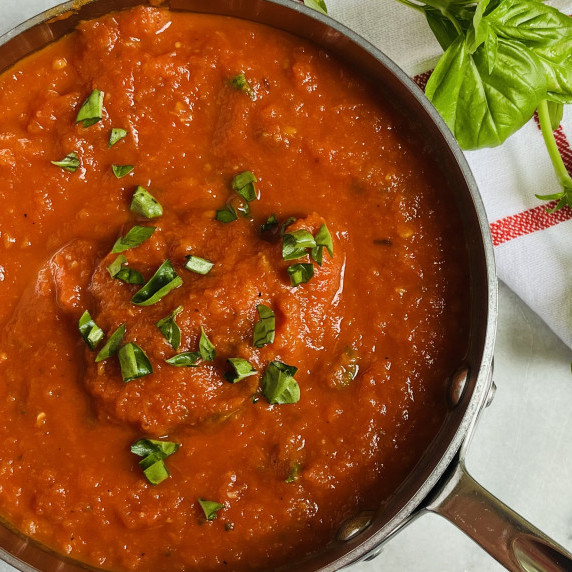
[325,0,572,348]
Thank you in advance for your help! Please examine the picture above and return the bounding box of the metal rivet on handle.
[336,511,375,542]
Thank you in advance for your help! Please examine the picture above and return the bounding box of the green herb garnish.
[282,230,316,261]
[287,263,314,287]
[118,342,153,382]
[253,304,275,348]
[107,254,144,284]
[311,223,334,265]
[95,323,126,362]
[156,306,184,351]
[230,73,254,99]
[112,164,134,179]
[304,0,327,15]
[75,89,104,127]
[261,361,300,404]
[285,462,302,483]
[224,358,257,383]
[78,310,104,350]
[199,327,216,361]
[111,225,156,253]
[165,351,201,367]
[130,186,163,219]
[215,204,238,223]
[260,214,278,234]
[108,128,128,147]
[131,439,179,486]
[131,260,182,306]
[51,152,80,172]
[232,171,258,202]
[184,255,214,275]
[198,499,224,521]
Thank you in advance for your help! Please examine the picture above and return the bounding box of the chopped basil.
[131,260,182,306]
[280,217,297,235]
[232,171,258,202]
[199,327,216,361]
[287,263,314,287]
[165,351,201,367]
[51,152,80,172]
[261,361,300,404]
[108,128,128,147]
[285,462,301,483]
[184,255,214,275]
[131,439,179,486]
[253,304,275,348]
[282,230,316,260]
[107,254,144,284]
[112,164,134,178]
[78,310,104,350]
[260,214,278,234]
[156,306,184,351]
[198,499,224,521]
[224,358,257,383]
[75,89,104,127]
[111,225,156,253]
[130,186,163,219]
[216,204,238,223]
[311,223,334,265]
[229,73,254,99]
[118,342,153,382]
[304,0,328,15]
[95,323,126,362]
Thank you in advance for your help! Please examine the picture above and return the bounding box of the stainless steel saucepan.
[0,1,570,571]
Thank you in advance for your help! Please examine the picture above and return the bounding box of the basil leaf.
[156,306,183,351]
[304,0,327,15]
[253,304,275,348]
[165,351,201,367]
[184,255,214,275]
[78,310,104,350]
[216,204,238,223]
[199,327,216,362]
[131,438,179,459]
[315,223,333,257]
[230,73,254,99]
[75,89,104,127]
[107,254,127,277]
[130,186,163,219]
[425,8,461,51]
[260,214,278,234]
[112,164,134,179]
[108,128,128,147]
[280,217,297,236]
[261,361,300,404]
[115,267,144,284]
[118,342,153,382]
[95,323,126,362]
[465,0,493,55]
[142,459,169,485]
[198,499,224,521]
[131,260,182,306]
[51,152,80,172]
[224,358,257,383]
[112,225,156,253]
[287,263,314,287]
[425,36,546,149]
[282,230,316,261]
[232,171,258,202]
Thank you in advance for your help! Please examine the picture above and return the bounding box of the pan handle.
[426,460,572,572]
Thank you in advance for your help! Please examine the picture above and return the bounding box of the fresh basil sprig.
[396,0,572,208]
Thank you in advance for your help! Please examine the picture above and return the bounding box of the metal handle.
[426,461,572,572]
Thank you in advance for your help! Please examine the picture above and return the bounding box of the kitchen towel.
[325,0,572,348]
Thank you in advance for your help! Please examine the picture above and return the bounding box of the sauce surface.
[0,6,469,571]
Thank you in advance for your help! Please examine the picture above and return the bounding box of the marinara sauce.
[0,6,469,571]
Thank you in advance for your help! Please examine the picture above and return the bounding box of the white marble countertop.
[0,2,571,571]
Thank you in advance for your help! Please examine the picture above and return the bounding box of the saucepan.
[0,1,569,571]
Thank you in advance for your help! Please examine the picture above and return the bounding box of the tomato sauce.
[0,6,469,571]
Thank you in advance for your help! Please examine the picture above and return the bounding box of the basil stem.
[78,310,104,350]
[51,152,80,172]
[95,323,126,362]
[131,260,182,306]
[198,499,224,521]
[253,304,275,348]
[108,128,128,147]
[118,342,153,382]
[224,358,257,383]
[184,255,214,275]
[130,186,163,219]
[156,306,184,351]
[112,225,156,254]
[261,361,300,404]
[75,89,104,127]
